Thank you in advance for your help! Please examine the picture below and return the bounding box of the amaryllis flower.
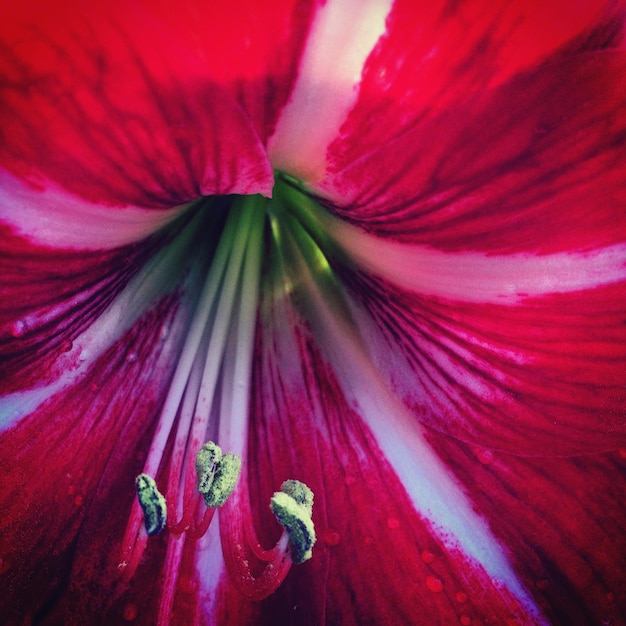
[1,1,625,624]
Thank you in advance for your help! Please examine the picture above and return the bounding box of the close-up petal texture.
[1,1,625,625]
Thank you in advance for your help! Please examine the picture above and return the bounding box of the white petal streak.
[0,213,204,431]
[327,216,626,303]
[303,279,546,623]
[268,0,393,182]
[0,170,188,249]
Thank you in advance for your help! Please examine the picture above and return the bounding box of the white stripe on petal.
[0,170,188,249]
[299,275,547,623]
[268,0,393,183]
[325,214,626,303]
[0,210,206,431]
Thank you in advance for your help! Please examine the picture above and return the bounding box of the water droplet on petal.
[122,603,138,621]
[324,529,341,546]
[386,517,400,529]
[476,449,494,465]
[11,320,26,337]
[344,475,356,487]
[421,549,436,563]
[460,615,472,625]
[456,591,468,603]
[178,575,198,593]
[426,574,444,593]
[618,449,626,459]
[159,324,169,340]
[126,351,138,363]
[74,495,84,507]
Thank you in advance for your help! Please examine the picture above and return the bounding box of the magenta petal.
[321,0,625,178]
[226,281,543,625]
[0,294,190,624]
[0,225,171,395]
[319,52,626,256]
[339,270,626,456]
[0,2,274,206]
[429,434,626,625]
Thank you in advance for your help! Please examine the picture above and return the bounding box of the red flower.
[1,1,625,624]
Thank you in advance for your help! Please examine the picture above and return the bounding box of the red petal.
[321,0,625,178]
[318,52,626,255]
[0,225,167,395]
[340,270,626,456]
[145,0,323,145]
[428,434,626,625]
[0,294,190,624]
[0,1,275,207]
[220,276,545,625]
[0,207,210,399]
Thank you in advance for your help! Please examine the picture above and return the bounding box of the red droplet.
[618,449,626,459]
[324,529,341,546]
[426,574,444,593]
[122,603,138,621]
[344,475,356,486]
[178,575,197,594]
[459,615,472,625]
[67,485,76,496]
[476,449,494,465]
[421,549,436,563]
[74,495,84,506]
[456,591,468,603]
[386,517,400,529]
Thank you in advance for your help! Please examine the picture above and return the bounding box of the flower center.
[118,175,331,616]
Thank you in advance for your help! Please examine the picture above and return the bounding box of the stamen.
[270,480,316,564]
[135,474,167,536]
[119,199,260,576]
[195,441,242,508]
[118,181,327,605]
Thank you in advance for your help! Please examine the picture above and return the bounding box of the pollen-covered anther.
[270,480,316,564]
[195,441,242,508]
[135,473,167,536]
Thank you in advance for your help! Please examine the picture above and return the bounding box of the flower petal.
[337,269,626,456]
[0,1,274,209]
[204,246,547,625]
[0,290,193,624]
[0,207,210,401]
[317,52,626,255]
[428,434,626,625]
[321,0,625,178]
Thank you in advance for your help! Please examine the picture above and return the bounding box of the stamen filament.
[215,198,313,599]
[157,531,186,626]
[120,198,261,574]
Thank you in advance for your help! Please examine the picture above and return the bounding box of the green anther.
[270,481,316,564]
[280,479,314,515]
[195,442,242,508]
[195,441,222,496]
[135,473,167,536]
